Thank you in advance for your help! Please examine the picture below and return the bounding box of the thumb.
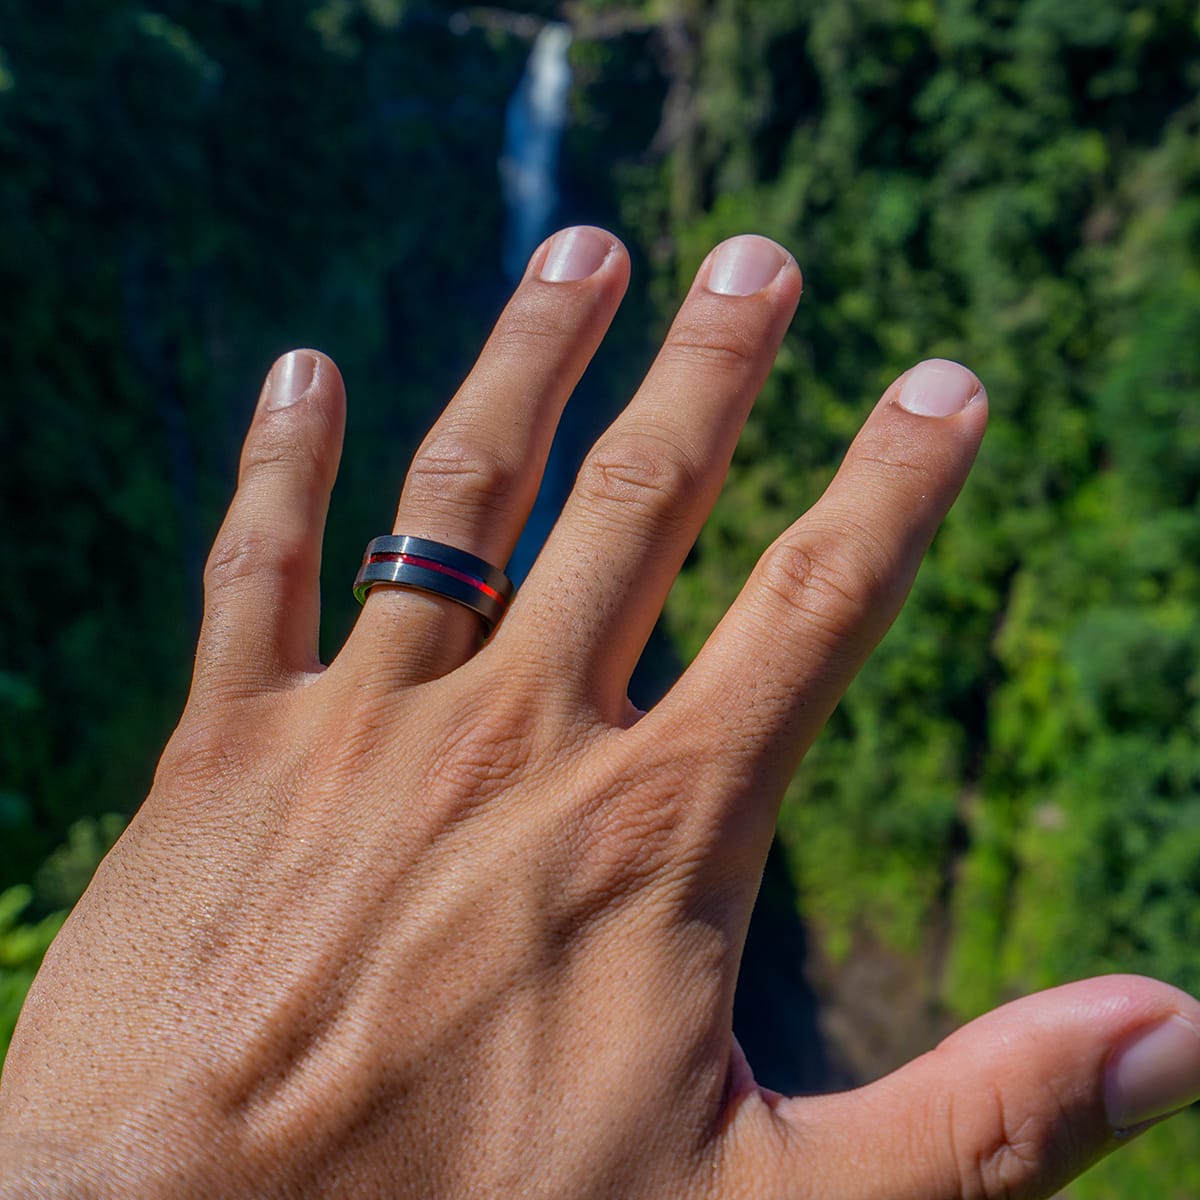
[771,974,1200,1200]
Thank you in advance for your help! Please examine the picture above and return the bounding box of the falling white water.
[498,22,575,583]
[499,23,573,282]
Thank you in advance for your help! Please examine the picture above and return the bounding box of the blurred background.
[1,1,1198,1193]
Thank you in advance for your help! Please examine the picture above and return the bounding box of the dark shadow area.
[733,840,852,1095]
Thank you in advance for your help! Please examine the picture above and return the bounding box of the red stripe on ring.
[366,552,504,604]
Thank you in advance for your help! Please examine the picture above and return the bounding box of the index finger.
[655,359,987,825]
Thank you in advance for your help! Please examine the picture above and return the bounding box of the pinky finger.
[194,350,345,699]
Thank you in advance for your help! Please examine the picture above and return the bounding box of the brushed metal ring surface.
[353,535,514,630]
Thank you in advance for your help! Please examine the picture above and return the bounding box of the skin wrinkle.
[205,512,311,592]
[776,513,895,598]
[677,274,798,354]
[482,312,598,358]
[804,508,929,592]
[755,539,877,629]
[645,690,816,842]
[966,1080,1043,1199]
[477,289,623,370]
[412,677,576,798]
[402,440,533,521]
[551,786,681,930]
[655,331,766,374]
[574,433,707,538]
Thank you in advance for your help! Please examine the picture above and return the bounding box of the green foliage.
[649,0,1200,979]
[638,2,1200,1188]
[34,815,126,912]
[642,12,1200,1190]
[646,8,1200,1191]
[0,887,66,1060]
[0,0,530,893]
[1066,1111,1200,1199]
[4,2,1200,1193]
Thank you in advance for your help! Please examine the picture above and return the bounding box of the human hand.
[3,226,1199,1199]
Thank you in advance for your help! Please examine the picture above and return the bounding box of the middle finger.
[498,235,802,719]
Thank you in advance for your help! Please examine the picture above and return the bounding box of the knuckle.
[560,736,696,897]
[585,784,678,884]
[555,778,681,924]
[575,431,699,529]
[661,322,760,376]
[203,527,270,594]
[404,430,525,519]
[488,307,578,357]
[239,425,322,482]
[153,714,248,801]
[944,1081,1053,1200]
[203,523,308,597]
[755,537,884,642]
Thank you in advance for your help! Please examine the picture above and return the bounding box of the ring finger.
[347,226,629,685]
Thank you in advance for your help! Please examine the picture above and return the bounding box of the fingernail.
[263,350,317,411]
[540,227,612,283]
[896,359,982,417]
[706,235,788,296]
[1105,1015,1200,1130]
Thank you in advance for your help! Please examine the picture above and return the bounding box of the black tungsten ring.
[353,535,514,631]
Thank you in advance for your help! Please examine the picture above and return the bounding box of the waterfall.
[499,23,574,582]
[499,23,573,282]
